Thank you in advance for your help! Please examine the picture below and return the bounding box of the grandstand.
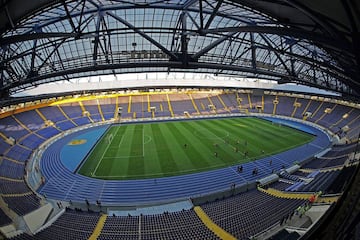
[0,1,360,240]
[0,90,358,239]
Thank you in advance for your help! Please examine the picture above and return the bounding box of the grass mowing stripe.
[204,118,263,159]
[238,118,314,156]
[196,119,247,165]
[203,118,312,160]
[151,123,180,174]
[249,118,313,148]
[143,124,163,176]
[182,121,227,165]
[112,125,132,177]
[162,122,197,171]
[192,120,241,165]
[223,118,286,150]
[173,122,216,169]
[247,118,311,153]
[127,124,145,176]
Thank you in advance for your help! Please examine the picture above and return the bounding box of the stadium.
[0,1,359,240]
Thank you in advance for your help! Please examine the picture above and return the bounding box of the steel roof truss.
[203,0,223,30]
[107,11,178,60]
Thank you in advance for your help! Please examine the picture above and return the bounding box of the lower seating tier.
[3,194,40,216]
[201,189,305,240]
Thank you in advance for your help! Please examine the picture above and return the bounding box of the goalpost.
[271,121,282,128]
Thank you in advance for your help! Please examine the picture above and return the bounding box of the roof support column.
[180,12,189,66]
[93,10,103,64]
[289,45,296,77]
[250,33,256,70]
[198,0,204,29]
[0,62,4,88]
[28,25,42,78]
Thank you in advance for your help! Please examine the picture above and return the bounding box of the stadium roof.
[0,0,359,98]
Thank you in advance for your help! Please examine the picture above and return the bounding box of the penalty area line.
[92,126,121,177]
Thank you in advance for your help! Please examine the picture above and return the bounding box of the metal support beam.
[0,32,78,45]
[217,34,250,74]
[107,11,178,60]
[5,60,348,91]
[192,32,237,60]
[250,33,256,70]
[285,0,345,40]
[29,38,38,75]
[217,35,235,67]
[102,20,113,64]
[37,38,68,71]
[61,0,77,33]
[180,12,189,65]
[260,34,294,76]
[183,0,198,9]
[2,61,283,92]
[203,26,353,53]
[4,58,355,97]
[258,34,292,75]
[253,44,346,76]
[204,0,223,30]
[170,17,182,53]
[4,4,15,29]
[77,0,87,33]
[93,11,103,62]
[0,0,358,97]
[199,0,204,29]
[185,11,200,30]
[289,45,296,77]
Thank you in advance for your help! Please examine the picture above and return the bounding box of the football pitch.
[78,117,314,180]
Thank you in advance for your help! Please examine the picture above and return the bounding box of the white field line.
[95,162,228,178]
[117,127,126,148]
[194,129,229,141]
[95,140,311,178]
[100,128,147,160]
[102,155,143,159]
[93,126,121,176]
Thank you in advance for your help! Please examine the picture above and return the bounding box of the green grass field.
[78,117,314,180]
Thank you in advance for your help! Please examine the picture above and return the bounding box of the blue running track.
[38,117,330,205]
